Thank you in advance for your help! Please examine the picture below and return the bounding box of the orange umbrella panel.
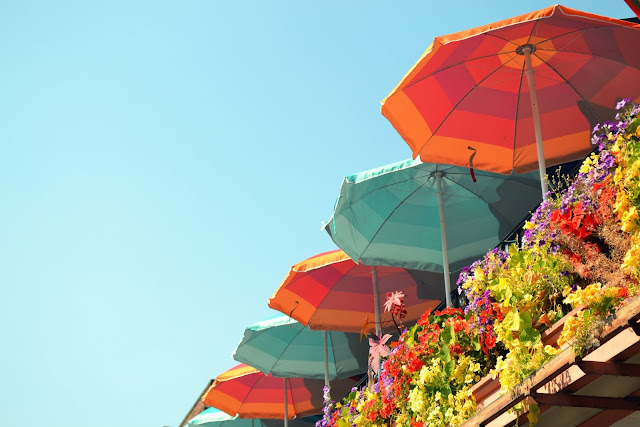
[381,5,640,175]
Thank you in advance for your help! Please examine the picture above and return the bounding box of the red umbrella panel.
[202,364,358,419]
[268,249,452,334]
[381,5,640,182]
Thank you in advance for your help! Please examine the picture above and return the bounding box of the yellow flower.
[579,153,598,173]
[622,206,639,232]
[614,167,625,185]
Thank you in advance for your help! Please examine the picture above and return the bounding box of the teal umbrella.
[233,314,369,387]
[324,158,541,306]
[185,407,316,427]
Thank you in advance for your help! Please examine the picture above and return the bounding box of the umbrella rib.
[306,261,369,332]
[537,48,640,74]
[535,26,634,54]
[357,172,436,260]
[272,331,306,378]
[239,324,307,378]
[508,19,540,169]
[443,174,534,230]
[402,41,522,90]
[511,67,526,169]
[416,59,514,155]
[402,25,639,93]
[343,168,434,206]
[534,51,605,124]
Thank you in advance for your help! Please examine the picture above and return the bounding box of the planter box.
[470,306,581,411]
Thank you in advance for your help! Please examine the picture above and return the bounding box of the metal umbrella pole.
[370,266,383,377]
[522,45,549,199]
[283,378,288,427]
[322,330,330,400]
[435,171,453,307]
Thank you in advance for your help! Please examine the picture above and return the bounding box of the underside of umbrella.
[268,250,447,333]
[381,5,640,176]
[203,364,357,421]
[324,160,541,272]
[232,314,369,382]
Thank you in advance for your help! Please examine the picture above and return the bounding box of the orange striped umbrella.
[268,249,449,334]
[381,5,640,196]
[202,364,357,421]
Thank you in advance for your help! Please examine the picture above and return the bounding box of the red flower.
[484,333,496,350]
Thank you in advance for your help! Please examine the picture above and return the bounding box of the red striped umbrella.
[268,249,449,335]
[202,364,357,424]
[381,5,640,197]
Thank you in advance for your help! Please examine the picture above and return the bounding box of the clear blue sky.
[0,1,634,426]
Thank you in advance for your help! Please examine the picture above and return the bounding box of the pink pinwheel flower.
[383,291,405,312]
[368,333,392,374]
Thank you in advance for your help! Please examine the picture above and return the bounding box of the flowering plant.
[324,308,501,426]
[319,100,640,427]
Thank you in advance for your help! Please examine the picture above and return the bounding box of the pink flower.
[383,291,405,312]
[368,333,392,373]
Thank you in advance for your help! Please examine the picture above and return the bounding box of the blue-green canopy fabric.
[324,159,541,272]
[186,407,317,426]
[233,314,369,380]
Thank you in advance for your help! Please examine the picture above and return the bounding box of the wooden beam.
[576,388,640,427]
[531,392,640,410]
[576,360,640,377]
[461,295,640,427]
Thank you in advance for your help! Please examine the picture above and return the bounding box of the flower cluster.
[384,291,407,332]
[325,308,501,426]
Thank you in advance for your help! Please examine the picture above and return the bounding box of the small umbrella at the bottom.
[185,407,317,427]
[203,364,357,426]
[233,314,369,383]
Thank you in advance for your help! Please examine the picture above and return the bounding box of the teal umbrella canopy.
[324,158,541,273]
[186,407,317,427]
[233,314,369,380]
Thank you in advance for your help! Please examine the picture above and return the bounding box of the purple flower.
[616,98,632,110]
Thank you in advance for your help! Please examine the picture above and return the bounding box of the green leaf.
[527,402,540,426]
[444,360,455,376]
[509,243,518,256]
[519,312,533,331]
[472,336,481,351]
[337,418,351,427]
[520,327,541,345]
[504,286,513,305]
[441,324,454,345]
[503,308,520,331]
[440,384,452,398]
[438,345,451,363]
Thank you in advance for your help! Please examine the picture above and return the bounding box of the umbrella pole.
[435,172,453,307]
[523,47,549,199]
[371,266,382,337]
[371,266,383,381]
[323,330,330,398]
[283,377,288,427]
